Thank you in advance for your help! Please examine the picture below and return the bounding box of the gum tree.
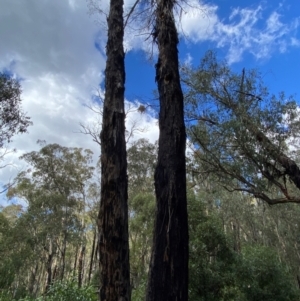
[98,0,131,300]
[146,1,189,300]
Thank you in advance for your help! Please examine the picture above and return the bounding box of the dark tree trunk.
[146,1,189,300]
[98,0,131,300]
[78,245,86,288]
[73,245,79,275]
[95,237,99,262]
[297,274,300,289]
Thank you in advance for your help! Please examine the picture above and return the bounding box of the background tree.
[126,139,156,299]
[1,138,300,300]
[146,0,188,300]
[185,142,300,300]
[182,50,300,205]
[3,142,94,298]
[127,138,157,197]
[0,73,31,148]
[0,73,32,191]
[187,191,300,301]
[129,138,300,301]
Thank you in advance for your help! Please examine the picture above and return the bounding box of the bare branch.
[78,100,151,145]
[79,123,101,146]
[124,0,141,29]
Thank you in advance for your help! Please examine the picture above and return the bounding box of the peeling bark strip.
[146,0,189,300]
[98,0,131,300]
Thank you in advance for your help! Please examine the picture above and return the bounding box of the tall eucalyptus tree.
[146,1,188,300]
[98,0,131,300]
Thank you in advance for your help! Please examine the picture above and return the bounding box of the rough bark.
[146,0,189,300]
[98,0,131,300]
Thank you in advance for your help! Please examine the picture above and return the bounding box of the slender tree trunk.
[73,245,79,275]
[95,238,99,262]
[60,233,67,281]
[88,229,97,284]
[46,255,53,292]
[35,261,45,296]
[28,262,39,295]
[52,264,58,282]
[78,245,86,288]
[146,0,189,300]
[45,240,53,293]
[98,0,131,300]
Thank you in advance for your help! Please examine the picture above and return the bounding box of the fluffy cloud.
[0,0,158,191]
[179,1,300,63]
[121,1,300,63]
[0,0,104,183]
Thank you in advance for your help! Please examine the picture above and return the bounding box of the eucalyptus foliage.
[182,50,300,205]
[0,73,32,148]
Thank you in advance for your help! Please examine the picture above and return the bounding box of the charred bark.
[98,0,131,300]
[146,0,189,300]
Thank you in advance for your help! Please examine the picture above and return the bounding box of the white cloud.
[183,53,193,66]
[179,2,219,42]
[0,0,105,182]
[0,0,159,194]
[291,37,300,46]
[122,1,300,63]
[179,2,300,63]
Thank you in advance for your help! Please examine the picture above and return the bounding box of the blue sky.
[125,0,300,100]
[0,0,299,205]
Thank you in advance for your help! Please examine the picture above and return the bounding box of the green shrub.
[16,279,97,301]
